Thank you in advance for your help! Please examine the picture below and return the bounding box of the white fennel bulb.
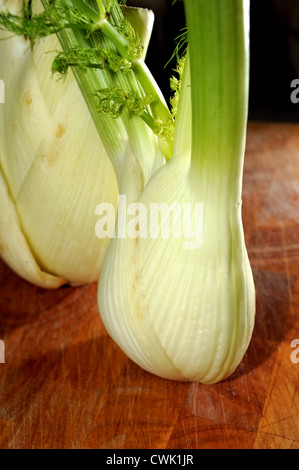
[0,0,156,288]
[97,0,256,383]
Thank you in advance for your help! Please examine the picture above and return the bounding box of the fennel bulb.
[97,0,255,383]
[0,0,156,288]
[0,0,256,383]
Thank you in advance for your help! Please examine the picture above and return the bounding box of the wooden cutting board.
[0,121,298,449]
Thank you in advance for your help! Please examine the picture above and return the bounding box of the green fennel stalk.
[186,0,249,205]
[40,0,174,169]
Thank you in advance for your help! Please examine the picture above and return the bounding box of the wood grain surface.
[0,122,299,449]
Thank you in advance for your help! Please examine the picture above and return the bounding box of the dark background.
[127,0,299,123]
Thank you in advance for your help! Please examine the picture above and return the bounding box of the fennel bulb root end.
[97,160,255,384]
